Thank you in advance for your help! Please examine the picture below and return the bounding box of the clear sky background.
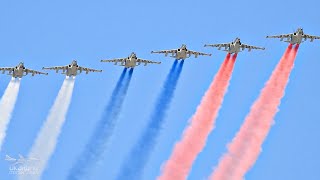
[0,0,319,180]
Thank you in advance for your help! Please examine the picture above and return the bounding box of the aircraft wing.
[240,44,265,51]
[101,58,126,64]
[204,43,231,51]
[0,67,14,72]
[187,50,212,57]
[303,34,320,41]
[0,67,14,71]
[137,58,161,66]
[266,33,292,39]
[151,49,177,55]
[204,43,230,48]
[25,68,48,76]
[42,66,68,72]
[78,66,102,73]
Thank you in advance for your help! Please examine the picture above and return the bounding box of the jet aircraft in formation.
[0,62,47,78]
[42,60,102,77]
[151,44,212,60]
[266,28,320,44]
[1,27,319,79]
[101,52,161,68]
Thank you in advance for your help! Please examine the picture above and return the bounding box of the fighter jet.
[151,44,212,60]
[204,38,265,54]
[101,52,161,68]
[266,28,320,44]
[42,60,102,77]
[0,62,48,78]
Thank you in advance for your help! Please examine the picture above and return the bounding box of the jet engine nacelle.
[195,53,198,58]
[248,47,252,52]
[144,62,147,66]
[165,52,168,57]
[86,70,89,74]
[311,38,314,42]
[32,73,35,76]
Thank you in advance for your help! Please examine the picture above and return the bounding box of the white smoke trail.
[0,78,21,151]
[19,78,75,180]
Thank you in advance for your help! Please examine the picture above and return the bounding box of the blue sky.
[0,0,319,180]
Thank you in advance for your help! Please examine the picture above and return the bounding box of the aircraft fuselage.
[121,55,138,68]
[286,33,303,44]
[174,48,188,60]
[9,66,25,78]
[227,42,241,54]
[65,64,79,77]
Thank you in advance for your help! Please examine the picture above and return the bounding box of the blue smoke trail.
[116,60,184,180]
[68,68,133,180]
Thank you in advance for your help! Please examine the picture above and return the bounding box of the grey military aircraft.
[204,38,265,54]
[0,62,48,78]
[101,52,161,68]
[151,44,212,60]
[42,60,102,77]
[266,28,320,44]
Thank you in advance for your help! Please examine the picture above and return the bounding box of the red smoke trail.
[210,44,299,180]
[158,54,236,180]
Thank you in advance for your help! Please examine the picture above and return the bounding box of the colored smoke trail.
[116,60,184,180]
[210,45,299,180]
[19,78,75,180]
[68,68,133,180]
[158,54,236,180]
[0,78,21,151]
